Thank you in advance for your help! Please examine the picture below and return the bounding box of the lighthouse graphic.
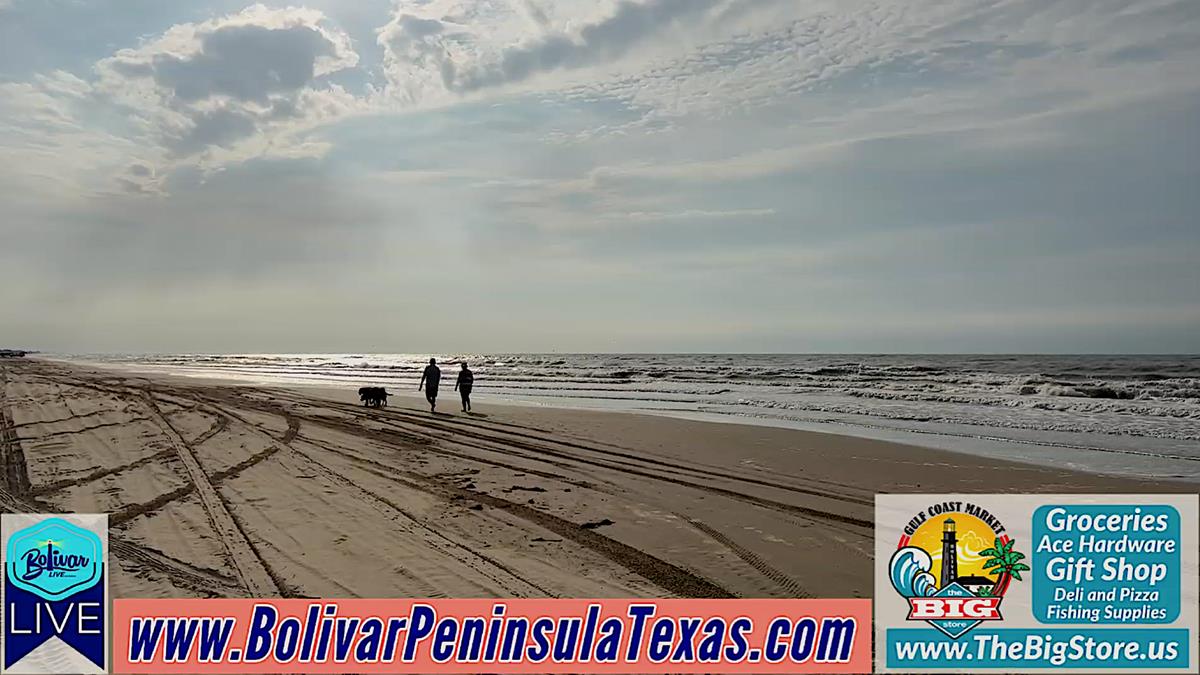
[940,517,958,588]
[889,507,1022,640]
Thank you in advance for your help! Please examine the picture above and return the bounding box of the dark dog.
[358,386,388,408]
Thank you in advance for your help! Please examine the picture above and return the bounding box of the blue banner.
[3,569,107,669]
[887,628,1190,669]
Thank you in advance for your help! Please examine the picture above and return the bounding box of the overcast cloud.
[1,0,1198,353]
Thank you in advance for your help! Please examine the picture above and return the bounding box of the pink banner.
[113,598,871,673]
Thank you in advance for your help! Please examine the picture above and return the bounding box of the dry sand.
[0,358,1181,601]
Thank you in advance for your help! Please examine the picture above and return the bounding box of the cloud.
[3,0,1200,353]
[377,0,725,99]
[96,4,360,164]
[537,0,1200,147]
[455,0,722,90]
[587,147,831,184]
[115,162,165,195]
[618,207,776,222]
[375,12,464,103]
[151,24,345,104]
[0,71,141,201]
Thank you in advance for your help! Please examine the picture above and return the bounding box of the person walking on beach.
[455,362,474,412]
[418,358,441,412]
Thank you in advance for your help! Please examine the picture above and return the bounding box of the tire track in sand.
[294,393,873,508]
[189,387,731,598]
[290,435,734,599]
[0,368,262,597]
[34,448,177,497]
[251,389,871,514]
[683,518,814,598]
[202,391,847,597]
[206,402,554,598]
[139,393,280,597]
[0,483,242,597]
[0,368,32,496]
[306,406,872,532]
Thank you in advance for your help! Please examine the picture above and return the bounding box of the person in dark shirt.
[418,358,441,412]
[455,362,474,412]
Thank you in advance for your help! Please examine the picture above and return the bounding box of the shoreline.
[22,357,1193,493]
[1,358,1186,601]
[47,356,1200,483]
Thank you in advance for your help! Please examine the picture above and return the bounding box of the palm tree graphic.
[977,537,1030,597]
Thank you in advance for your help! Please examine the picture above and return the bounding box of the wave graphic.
[889,546,937,598]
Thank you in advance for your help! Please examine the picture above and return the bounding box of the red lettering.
[906,597,1001,620]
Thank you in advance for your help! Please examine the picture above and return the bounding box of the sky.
[1,0,1198,354]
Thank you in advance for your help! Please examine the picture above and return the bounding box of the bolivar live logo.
[888,501,1026,639]
[2,514,107,674]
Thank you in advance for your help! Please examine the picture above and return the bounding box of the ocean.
[62,353,1200,481]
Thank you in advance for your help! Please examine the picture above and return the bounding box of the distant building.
[955,575,996,595]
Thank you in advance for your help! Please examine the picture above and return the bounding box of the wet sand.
[0,358,1180,601]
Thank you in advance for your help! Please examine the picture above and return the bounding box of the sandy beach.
[0,358,1183,602]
